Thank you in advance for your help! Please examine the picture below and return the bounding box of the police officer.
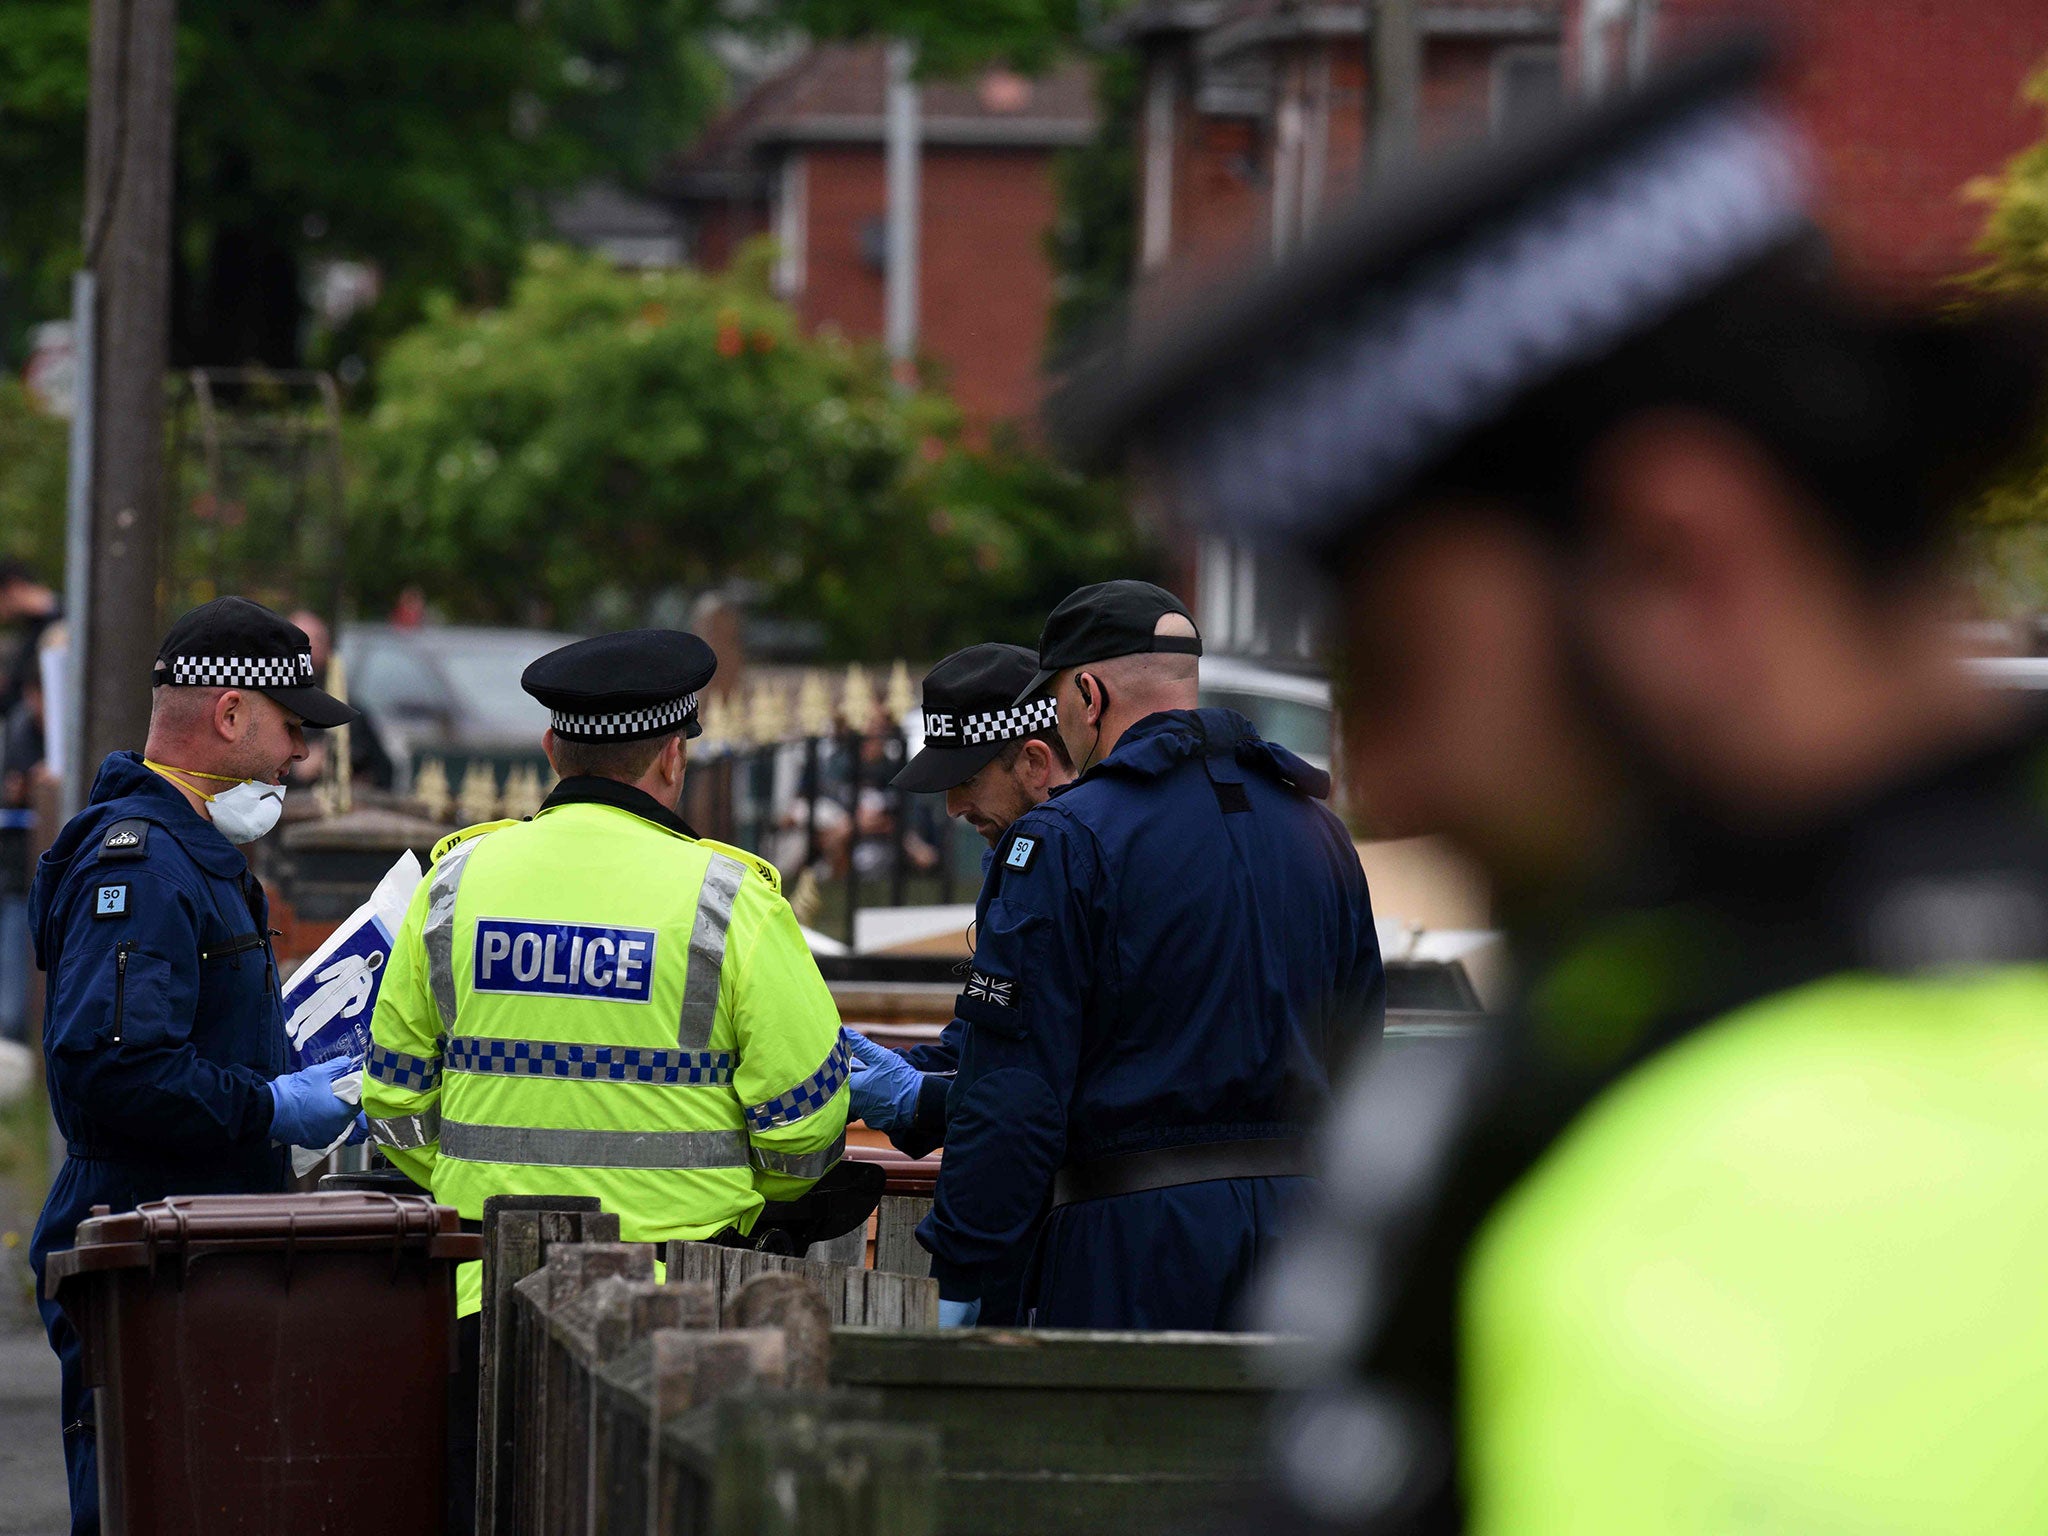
[1057,40,2048,1530]
[845,642,1073,1159]
[842,644,1072,1326]
[362,628,849,1307]
[916,581,1385,1329]
[28,597,361,1535]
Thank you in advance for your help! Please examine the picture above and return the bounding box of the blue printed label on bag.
[472,919,658,1003]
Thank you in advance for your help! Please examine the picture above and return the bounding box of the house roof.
[660,42,1100,201]
[1201,0,1563,64]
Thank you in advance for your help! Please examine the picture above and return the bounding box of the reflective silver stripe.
[370,1108,441,1151]
[677,855,745,1049]
[750,1133,845,1181]
[423,837,486,1034]
[439,1119,751,1170]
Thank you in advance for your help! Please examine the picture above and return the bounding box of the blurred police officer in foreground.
[29,598,361,1535]
[844,643,1073,1324]
[362,630,849,1522]
[917,581,1385,1328]
[1058,37,2048,1532]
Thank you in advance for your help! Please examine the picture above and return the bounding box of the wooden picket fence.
[472,1194,1279,1536]
[473,1196,941,1536]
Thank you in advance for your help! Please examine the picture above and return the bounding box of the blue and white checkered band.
[1170,101,1810,546]
[549,691,697,740]
[160,651,317,689]
[923,695,1059,749]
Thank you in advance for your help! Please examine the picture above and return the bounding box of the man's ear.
[1077,672,1103,724]
[213,689,246,743]
[663,733,688,784]
[1017,738,1051,789]
[542,727,563,778]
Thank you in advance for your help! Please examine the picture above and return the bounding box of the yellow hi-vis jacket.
[362,788,848,1314]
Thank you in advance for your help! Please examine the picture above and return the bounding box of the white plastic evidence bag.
[279,851,422,1174]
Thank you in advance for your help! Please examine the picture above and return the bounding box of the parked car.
[338,624,578,792]
[1198,654,1334,771]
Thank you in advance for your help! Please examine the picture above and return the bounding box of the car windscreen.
[1199,688,1332,762]
[427,635,562,737]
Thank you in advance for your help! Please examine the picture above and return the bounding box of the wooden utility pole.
[68,0,177,801]
[1372,0,1421,173]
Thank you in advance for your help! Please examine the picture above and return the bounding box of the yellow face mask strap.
[141,759,244,800]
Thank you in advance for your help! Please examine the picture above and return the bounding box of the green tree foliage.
[350,244,1148,657]
[0,0,725,366]
[0,380,68,580]
[1966,60,2048,614]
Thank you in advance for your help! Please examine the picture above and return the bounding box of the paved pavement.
[0,1327,67,1535]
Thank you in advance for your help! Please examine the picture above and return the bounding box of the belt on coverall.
[1051,1137,1314,1208]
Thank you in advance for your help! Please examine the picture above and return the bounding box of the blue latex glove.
[938,1298,982,1329]
[343,1110,370,1147]
[267,1055,360,1146]
[845,1028,922,1130]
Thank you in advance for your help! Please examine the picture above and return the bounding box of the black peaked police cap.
[1018,580,1202,702]
[153,596,359,729]
[894,643,1058,794]
[1042,39,1839,557]
[522,629,717,742]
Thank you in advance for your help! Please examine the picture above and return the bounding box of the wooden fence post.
[478,1196,613,1536]
[665,1238,936,1329]
[721,1273,834,1391]
[512,1242,651,1535]
[873,1195,932,1279]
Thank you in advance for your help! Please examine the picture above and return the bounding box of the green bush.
[1965,60,2048,615]
[0,377,67,580]
[348,243,1151,655]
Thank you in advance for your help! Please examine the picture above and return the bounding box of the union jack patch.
[964,969,1014,1008]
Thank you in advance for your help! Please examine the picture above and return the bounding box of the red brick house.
[1124,0,2048,660]
[1114,1,1569,659]
[660,44,1097,426]
[1572,0,2048,295]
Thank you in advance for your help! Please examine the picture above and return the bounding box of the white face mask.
[144,761,288,844]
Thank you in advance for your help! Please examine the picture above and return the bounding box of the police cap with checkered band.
[521,628,717,743]
[894,642,1059,793]
[153,596,359,728]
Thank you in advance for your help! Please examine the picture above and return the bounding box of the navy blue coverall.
[884,847,1042,1324]
[917,709,1384,1329]
[27,753,289,1535]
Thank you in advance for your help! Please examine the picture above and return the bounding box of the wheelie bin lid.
[44,1191,481,1298]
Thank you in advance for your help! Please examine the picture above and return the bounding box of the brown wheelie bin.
[44,1191,480,1535]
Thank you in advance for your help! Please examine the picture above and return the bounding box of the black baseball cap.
[893,643,1059,793]
[521,629,717,742]
[153,597,359,728]
[1017,580,1201,701]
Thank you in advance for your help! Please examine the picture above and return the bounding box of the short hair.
[550,728,683,782]
[992,728,1072,773]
